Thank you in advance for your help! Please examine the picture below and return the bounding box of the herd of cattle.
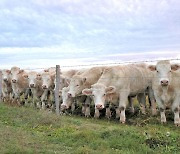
[0,60,180,126]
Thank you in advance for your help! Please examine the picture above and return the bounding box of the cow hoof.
[120,120,125,124]
[174,123,179,127]
[105,115,111,120]
[94,115,99,119]
[85,115,90,118]
[161,121,167,124]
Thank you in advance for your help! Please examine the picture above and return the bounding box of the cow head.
[82,83,116,110]
[10,66,24,83]
[60,87,73,111]
[41,72,55,89]
[148,60,180,86]
[67,75,87,97]
[1,69,11,82]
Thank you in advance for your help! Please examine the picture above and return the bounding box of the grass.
[0,102,179,154]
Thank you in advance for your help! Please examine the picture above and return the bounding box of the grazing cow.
[23,71,43,108]
[41,67,56,110]
[82,64,155,123]
[10,66,30,105]
[1,69,13,102]
[148,60,180,126]
[67,67,106,117]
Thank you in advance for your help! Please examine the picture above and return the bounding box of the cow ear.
[105,86,116,94]
[171,64,180,71]
[82,88,92,96]
[51,73,56,80]
[19,69,24,73]
[148,65,156,71]
[6,70,11,74]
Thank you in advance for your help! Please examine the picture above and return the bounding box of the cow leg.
[84,96,91,117]
[128,97,134,114]
[154,95,166,124]
[119,91,129,123]
[148,87,157,116]
[85,104,90,117]
[137,93,146,115]
[115,107,120,119]
[94,108,100,118]
[172,98,180,126]
[41,90,48,110]
[82,102,86,115]
[105,103,111,119]
[71,102,75,114]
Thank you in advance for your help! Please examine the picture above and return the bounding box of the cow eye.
[76,85,79,87]
[103,94,106,96]
[157,70,159,73]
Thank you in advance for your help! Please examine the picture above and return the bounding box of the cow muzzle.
[42,85,47,89]
[96,104,103,110]
[61,104,68,111]
[3,78,8,82]
[68,92,73,98]
[161,80,169,86]
[30,84,35,88]
[12,79,17,83]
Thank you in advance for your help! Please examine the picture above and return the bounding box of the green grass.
[0,102,179,154]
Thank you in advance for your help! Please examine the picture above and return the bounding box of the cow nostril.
[68,93,72,98]
[42,85,47,89]
[30,84,35,87]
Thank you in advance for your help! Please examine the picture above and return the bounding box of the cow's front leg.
[128,97,134,114]
[94,108,100,118]
[137,93,146,115]
[172,98,180,126]
[119,91,129,123]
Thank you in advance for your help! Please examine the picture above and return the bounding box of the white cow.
[41,67,56,110]
[148,60,180,126]
[67,67,106,117]
[1,69,13,102]
[82,64,155,123]
[23,71,43,108]
[10,66,30,105]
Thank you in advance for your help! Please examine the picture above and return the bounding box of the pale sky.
[0,0,180,69]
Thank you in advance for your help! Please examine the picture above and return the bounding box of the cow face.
[25,71,41,88]
[41,72,55,89]
[149,60,180,86]
[2,69,11,82]
[82,84,116,110]
[67,75,86,97]
[10,67,24,83]
[61,87,73,111]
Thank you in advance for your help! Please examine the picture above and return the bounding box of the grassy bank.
[0,102,179,154]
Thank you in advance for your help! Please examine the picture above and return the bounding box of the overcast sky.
[0,0,180,69]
